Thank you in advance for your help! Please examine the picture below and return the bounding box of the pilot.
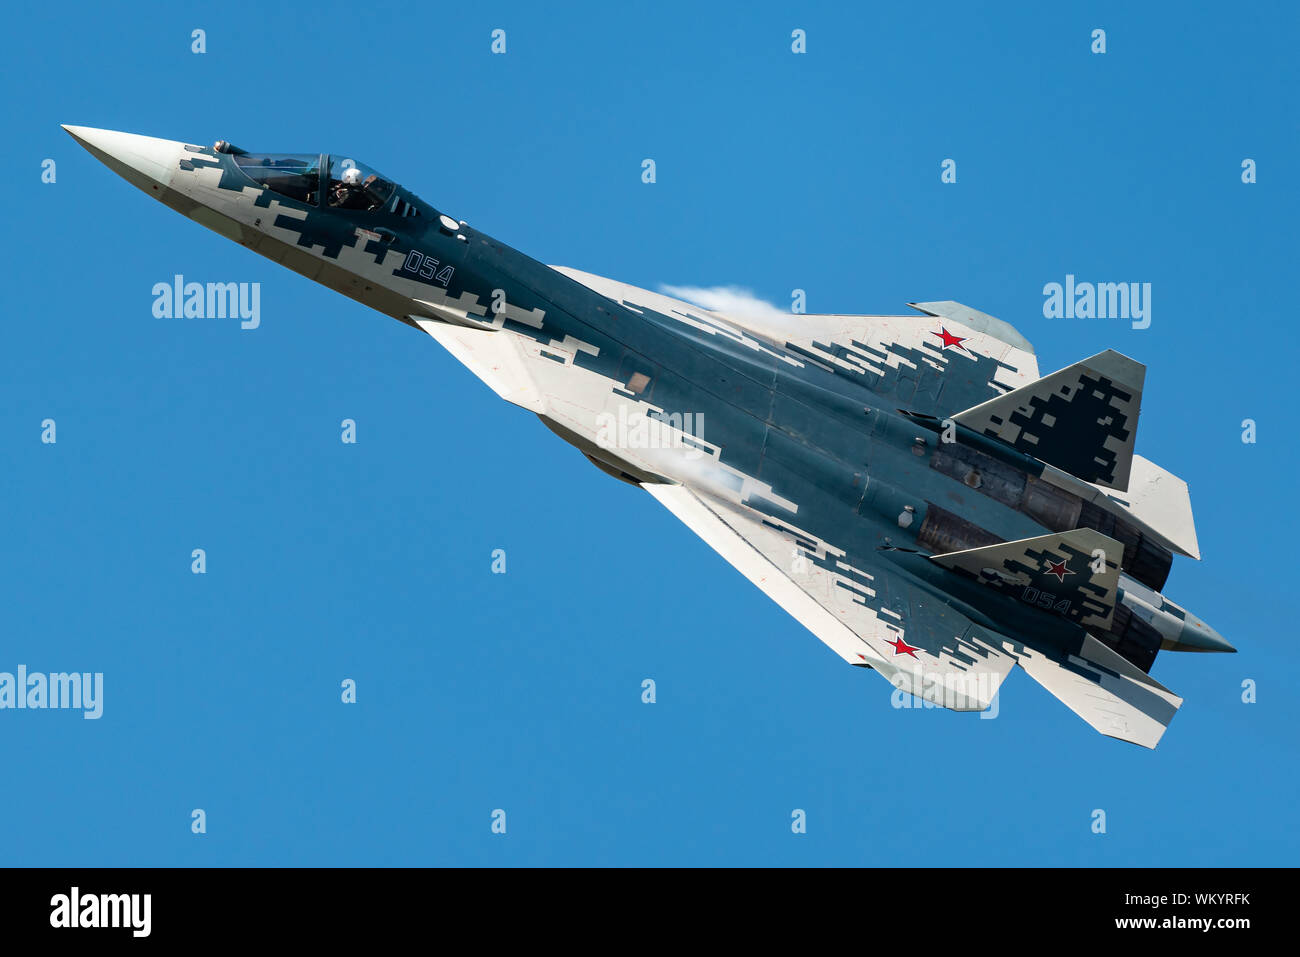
[330,166,366,208]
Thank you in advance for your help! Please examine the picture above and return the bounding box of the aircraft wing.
[762,309,1041,419]
[643,482,1016,711]
[645,483,1183,746]
[553,268,1041,419]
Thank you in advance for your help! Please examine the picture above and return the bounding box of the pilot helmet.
[341,167,364,186]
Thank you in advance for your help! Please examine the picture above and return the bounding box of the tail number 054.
[403,249,454,287]
[1021,586,1072,615]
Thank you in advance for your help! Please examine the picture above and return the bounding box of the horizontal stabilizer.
[1101,454,1201,560]
[1016,635,1182,749]
[953,350,1144,491]
[930,528,1123,632]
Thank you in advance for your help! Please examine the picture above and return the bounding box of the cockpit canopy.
[323,155,396,211]
[231,151,415,216]
[232,153,319,203]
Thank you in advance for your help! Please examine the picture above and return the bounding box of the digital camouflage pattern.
[65,126,1234,749]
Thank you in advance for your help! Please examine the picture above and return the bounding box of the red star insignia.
[931,326,967,351]
[1044,558,1074,583]
[885,636,922,659]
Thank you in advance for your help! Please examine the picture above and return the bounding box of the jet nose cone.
[62,125,185,195]
[1177,611,1236,653]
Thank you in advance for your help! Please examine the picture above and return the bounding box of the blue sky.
[1,1,1295,865]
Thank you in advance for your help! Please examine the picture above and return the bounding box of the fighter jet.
[63,126,1235,748]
